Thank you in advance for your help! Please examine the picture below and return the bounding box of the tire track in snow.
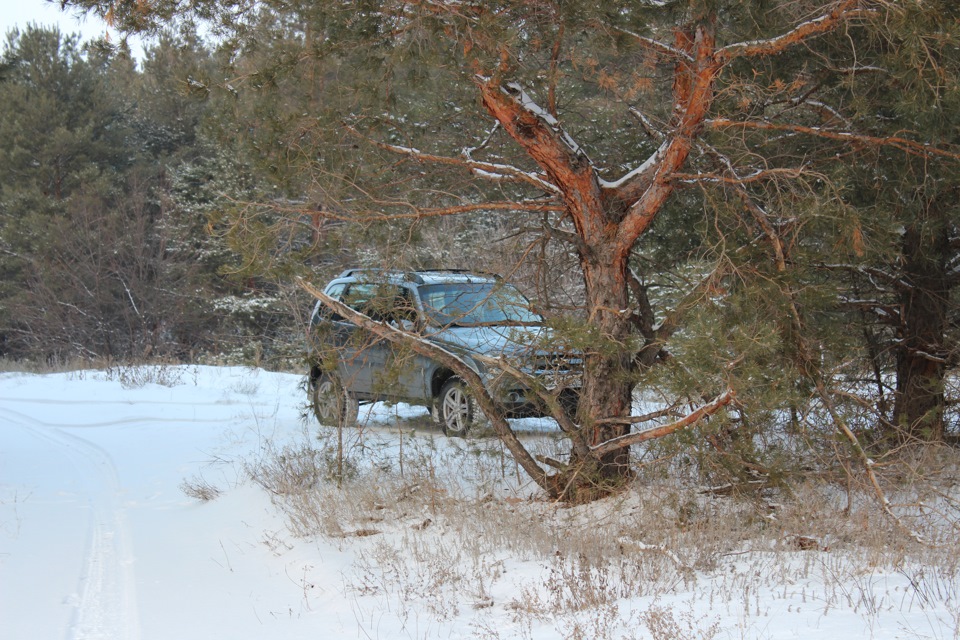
[0,395,279,408]
[0,405,141,640]
[0,395,282,430]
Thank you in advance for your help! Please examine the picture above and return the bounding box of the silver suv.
[307,269,580,435]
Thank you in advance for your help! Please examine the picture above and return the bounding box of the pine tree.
[0,26,235,360]
[834,1,960,442]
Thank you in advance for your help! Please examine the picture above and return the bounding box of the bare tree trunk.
[568,252,634,487]
[892,222,949,442]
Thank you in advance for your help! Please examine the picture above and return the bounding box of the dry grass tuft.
[179,474,223,502]
[246,422,960,640]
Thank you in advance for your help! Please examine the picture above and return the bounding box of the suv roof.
[333,268,501,286]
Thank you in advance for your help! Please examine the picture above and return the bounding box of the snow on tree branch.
[501,82,586,159]
[475,74,607,243]
[610,25,694,62]
[820,263,913,292]
[629,107,666,141]
[598,141,669,190]
[720,0,870,60]
[345,124,561,194]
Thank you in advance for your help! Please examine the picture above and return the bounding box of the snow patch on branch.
[614,26,693,61]
[379,137,560,194]
[504,82,558,126]
[725,14,832,54]
[502,82,585,157]
[598,140,669,189]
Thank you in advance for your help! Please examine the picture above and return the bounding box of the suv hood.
[425,324,551,360]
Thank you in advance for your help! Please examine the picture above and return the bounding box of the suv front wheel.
[435,376,484,437]
[311,372,359,428]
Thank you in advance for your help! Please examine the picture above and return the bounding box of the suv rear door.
[312,280,433,402]
[310,282,384,395]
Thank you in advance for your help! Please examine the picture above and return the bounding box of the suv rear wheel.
[311,372,359,428]
[435,376,482,436]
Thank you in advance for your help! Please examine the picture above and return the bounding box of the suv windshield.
[419,283,542,327]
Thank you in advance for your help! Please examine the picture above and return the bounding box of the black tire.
[310,372,359,428]
[435,376,482,437]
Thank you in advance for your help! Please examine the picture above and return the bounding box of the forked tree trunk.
[476,20,720,500]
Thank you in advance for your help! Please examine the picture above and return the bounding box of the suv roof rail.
[414,268,502,281]
[336,268,424,284]
[337,268,503,284]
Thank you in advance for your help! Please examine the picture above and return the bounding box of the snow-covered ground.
[1,366,957,640]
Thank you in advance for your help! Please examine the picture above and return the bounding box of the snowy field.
[1,365,958,640]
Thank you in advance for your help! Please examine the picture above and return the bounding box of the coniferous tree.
[0,26,131,357]
[0,26,240,360]
[829,1,960,443]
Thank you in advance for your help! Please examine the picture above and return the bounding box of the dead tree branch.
[589,388,737,457]
[708,119,960,161]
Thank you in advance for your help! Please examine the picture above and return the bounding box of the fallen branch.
[812,377,925,545]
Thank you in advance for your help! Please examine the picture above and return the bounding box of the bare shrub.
[249,420,960,640]
[104,361,188,389]
[229,377,261,396]
[248,441,353,492]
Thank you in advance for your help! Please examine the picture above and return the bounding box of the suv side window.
[342,284,418,326]
[342,283,377,314]
[390,289,418,326]
[319,283,347,321]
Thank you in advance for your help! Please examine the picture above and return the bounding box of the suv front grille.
[532,355,582,374]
